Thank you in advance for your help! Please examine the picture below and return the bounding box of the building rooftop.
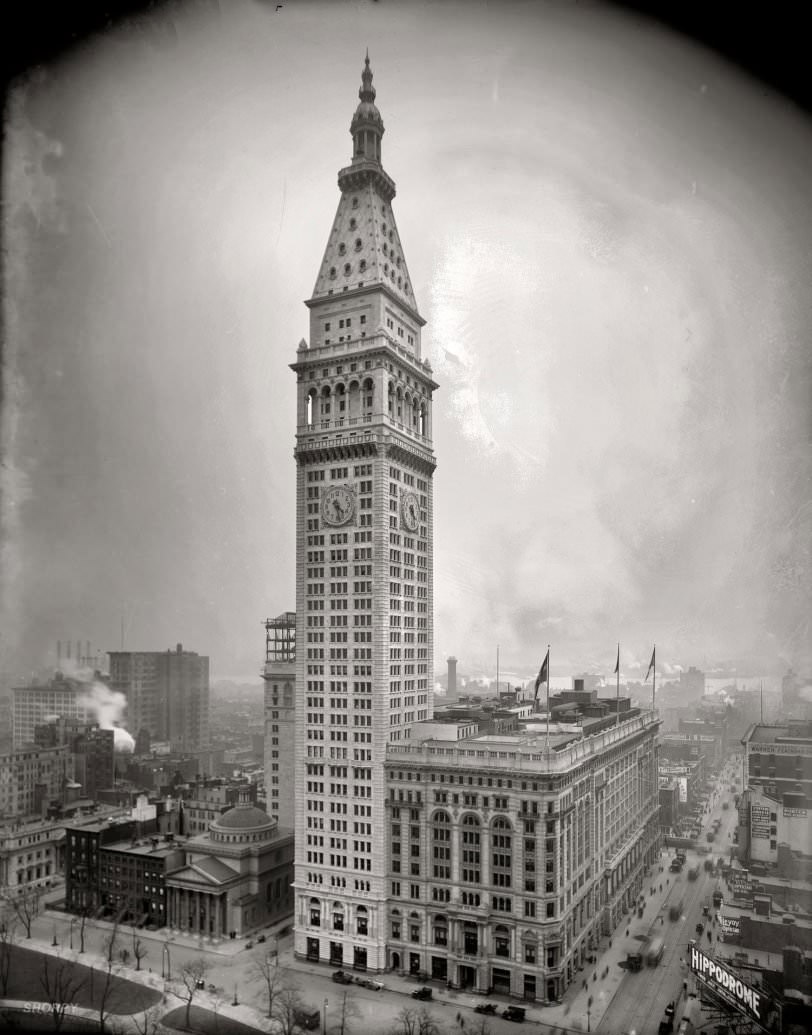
[387,711,660,773]
[103,837,182,858]
[743,722,812,746]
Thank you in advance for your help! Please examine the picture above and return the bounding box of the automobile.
[412,987,433,1001]
[665,1002,676,1019]
[195,979,206,990]
[702,903,710,916]
[474,1003,497,1015]
[257,934,267,943]
[354,977,384,991]
[502,1006,526,1022]
[245,941,254,949]
[696,922,704,934]
[332,970,354,985]
[658,1019,674,1034]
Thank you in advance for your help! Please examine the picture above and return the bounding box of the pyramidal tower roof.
[310,55,419,317]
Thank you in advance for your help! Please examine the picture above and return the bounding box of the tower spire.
[350,51,383,165]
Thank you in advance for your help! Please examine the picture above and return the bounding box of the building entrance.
[458,965,476,990]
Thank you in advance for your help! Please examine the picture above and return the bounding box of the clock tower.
[291,56,437,971]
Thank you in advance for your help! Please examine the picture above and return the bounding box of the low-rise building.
[165,790,294,939]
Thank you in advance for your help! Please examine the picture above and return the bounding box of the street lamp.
[323,997,328,1034]
[52,925,58,947]
[69,916,77,951]
[232,983,239,1007]
[162,943,171,981]
[587,995,593,1032]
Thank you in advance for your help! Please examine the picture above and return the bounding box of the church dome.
[213,803,274,832]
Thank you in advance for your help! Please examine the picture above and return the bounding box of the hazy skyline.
[3,0,811,683]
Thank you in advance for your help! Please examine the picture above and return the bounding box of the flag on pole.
[533,649,550,702]
[645,647,656,682]
[613,645,620,675]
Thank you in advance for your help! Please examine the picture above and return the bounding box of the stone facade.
[292,56,437,969]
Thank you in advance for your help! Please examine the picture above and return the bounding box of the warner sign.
[690,946,768,1024]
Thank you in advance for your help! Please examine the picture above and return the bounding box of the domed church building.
[165,787,293,939]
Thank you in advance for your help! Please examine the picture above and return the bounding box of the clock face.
[401,490,420,531]
[321,486,355,526]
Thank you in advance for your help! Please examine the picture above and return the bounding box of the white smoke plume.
[61,660,136,753]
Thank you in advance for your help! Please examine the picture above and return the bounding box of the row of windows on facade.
[327,259,408,292]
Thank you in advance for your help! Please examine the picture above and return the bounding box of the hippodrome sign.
[689,945,771,1025]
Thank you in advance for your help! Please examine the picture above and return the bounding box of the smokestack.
[57,641,61,664]
[66,642,71,661]
[76,641,81,667]
[447,657,458,699]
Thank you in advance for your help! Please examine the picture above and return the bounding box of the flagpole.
[545,645,551,751]
[616,642,620,727]
[652,644,656,713]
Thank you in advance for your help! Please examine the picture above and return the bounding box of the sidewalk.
[278,859,678,1034]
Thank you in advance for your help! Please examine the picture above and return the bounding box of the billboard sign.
[717,914,740,937]
[689,945,778,1031]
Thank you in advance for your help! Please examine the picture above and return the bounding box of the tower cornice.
[337,161,396,203]
[303,281,426,328]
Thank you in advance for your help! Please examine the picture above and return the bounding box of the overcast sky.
[3,0,811,684]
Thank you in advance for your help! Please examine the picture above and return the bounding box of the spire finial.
[359,51,375,103]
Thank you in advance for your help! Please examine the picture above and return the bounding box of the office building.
[372,713,660,999]
[263,612,296,828]
[0,743,73,820]
[741,720,812,804]
[34,717,115,801]
[678,666,706,701]
[291,55,437,964]
[12,674,96,748]
[108,643,210,752]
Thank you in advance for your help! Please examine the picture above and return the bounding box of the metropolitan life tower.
[291,56,438,970]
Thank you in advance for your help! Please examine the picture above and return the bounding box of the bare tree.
[174,956,210,1029]
[249,951,290,1018]
[130,987,163,1035]
[329,988,362,1035]
[2,885,42,938]
[39,952,87,1033]
[78,905,90,953]
[272,984,307,1035]
[104,918,121,964]
[97,958,122,1035]
[388,1006,443,1035]
[0,911,17,996]
[131,926,148,971]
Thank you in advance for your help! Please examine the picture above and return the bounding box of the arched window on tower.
[388,382,395,418]
[306,389,316,427]
[320,385,332,424]
[419,402,427,437]
[396,387,403,421]
[348,379,361,421]
[335,383,346,423]
[362,378,374,416]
